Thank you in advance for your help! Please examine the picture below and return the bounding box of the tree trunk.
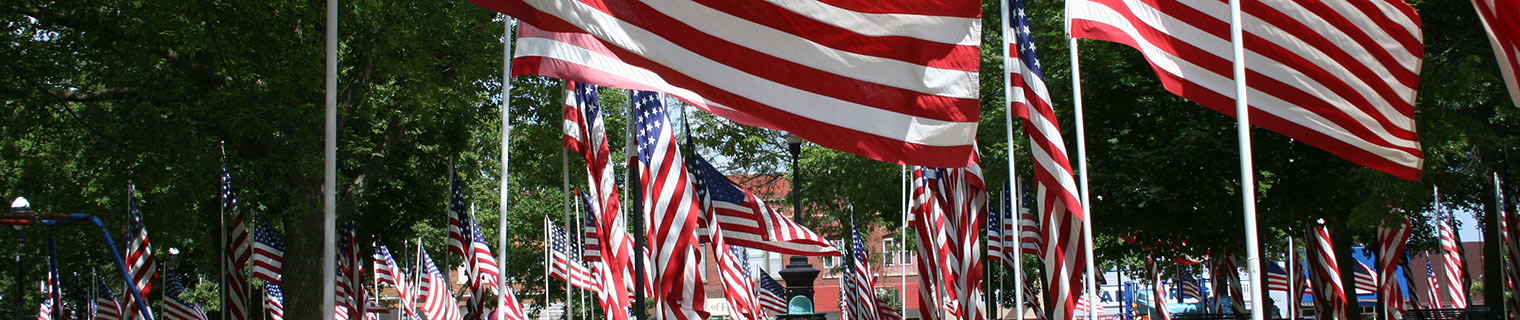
[282,191,327,320]
[1332,220,1362,320]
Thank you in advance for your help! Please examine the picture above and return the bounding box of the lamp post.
[13,197,30,320]
[777,133,823,319]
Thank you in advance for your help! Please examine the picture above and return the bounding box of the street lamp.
[784,133,802,221]
[11,197,29,320]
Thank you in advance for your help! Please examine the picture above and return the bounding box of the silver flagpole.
[1067,28,1099,320]
[998,0,1024,318]
[499,14,517,317]
[563,146,573,320]
[1285,235,1295,320]
[1227,0,1265,317]
[900,165,908,317]
[322,0,338,315]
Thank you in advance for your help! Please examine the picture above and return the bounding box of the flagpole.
[322,0,338,314]
[1067,33,1099,320]
[545,215,552,310]
[628,92,651,320]
[499,14,517,319]
[893,165,905,316]
[220,142,229,320]
[998,1,1024,318]
[1227,0,1266,318]
[1286,235,1296,320]
[563,146,574,320]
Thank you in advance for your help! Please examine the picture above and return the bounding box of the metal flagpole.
[545,215,552,310]
[563,146,573,320]
[499,14,517,320]
[998,1,1025,318]
[322,0,338,314]
[1066,27,1099,320]
[1286,235,1296,320]
[220,142,229,320]
[1227,0,1266,318]
[900,165,908,316]
[628,91,651,320]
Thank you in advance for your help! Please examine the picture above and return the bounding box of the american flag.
[336,221,365,320]
[251,217,285,286]
[756,269,787,315]
[1472,0,1520,108]
[997,185,1019,262]
[1178,269,1202,301]
[263,283,284,320]
[1148,259,1171,320]
[562,81,633,320]
[1306,223,1347,320]
[497,280,530,320]
[1019,211,1043,256]
[123,185,156,320]
[1354,261,1378,295]
[1067,0,1426,180]
[94,275,124,320]
[374,246,418,320]
[908,168,956,320]
[419,249,463,320]
[1212,256,1245,314]
[466,218,501,320]
[687,152,837,256]
[221,160,250,320]
[496,0,984,169]
[922,166,988,320]
[839,276,853,320]
[1264,262,1291,292]
[1074,291,1101,318]
[1003,1,1088,319]
[632,90,707,320]
[988,199,1009,269]
[39,262,57,320]
[578,193,601,262]
[1436,214,1468,308]
[844,223,881,320]
[712,222,760,320]
[162,272,210,320]
[447,174,469,260]
[1021,277,1048,320]
[548,219,601,291]
[1424,257,1441,309]
[1502,193,1520,316]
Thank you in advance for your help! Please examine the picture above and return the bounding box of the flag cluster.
[633,89,707,320]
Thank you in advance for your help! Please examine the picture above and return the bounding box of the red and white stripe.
[225,213,250,320]
[932,166,988,320]
[562,82,634,320]
[1149,259,1171,320]
[1504,199,1520,315]
[1020,211,1044,256]
[1375,218,1410,319]
[493,0,985,168]
[1354,261,1378,295]
[1067,0,1426,180]
[1472,0,1520,109]
[1306,223,1346,320]
[548,222,603,292]
[1437,216,1468,308]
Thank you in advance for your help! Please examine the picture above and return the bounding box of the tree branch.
[336,115,408,221]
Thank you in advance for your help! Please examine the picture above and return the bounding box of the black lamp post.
[777,133,824,319]
[12,197,30,320]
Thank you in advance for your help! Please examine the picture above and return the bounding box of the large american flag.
[162,272,210,320]
[374,246,418,320]
[687,152,837,256]
[562,81,632,320]
[1472,0,1520,108]
[493,0,984,168]
[844,223,881,320]
[447,174,469,260]
[1306,224,1346,320]
[1068,0,1426,180]
[123,185,156,320]
[222,162,251,320]
[1003,1,1087,319]
[756,269,787,315]
[1436,213,1469,308]
[94,275,124,320]
[250,217,285,286]
[548,219,601,291]
[263,283,284,320]
[632,90,707,320]
[419,249,463,320]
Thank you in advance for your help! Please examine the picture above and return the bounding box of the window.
[883,238,897,266]
[823,239,846,268]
